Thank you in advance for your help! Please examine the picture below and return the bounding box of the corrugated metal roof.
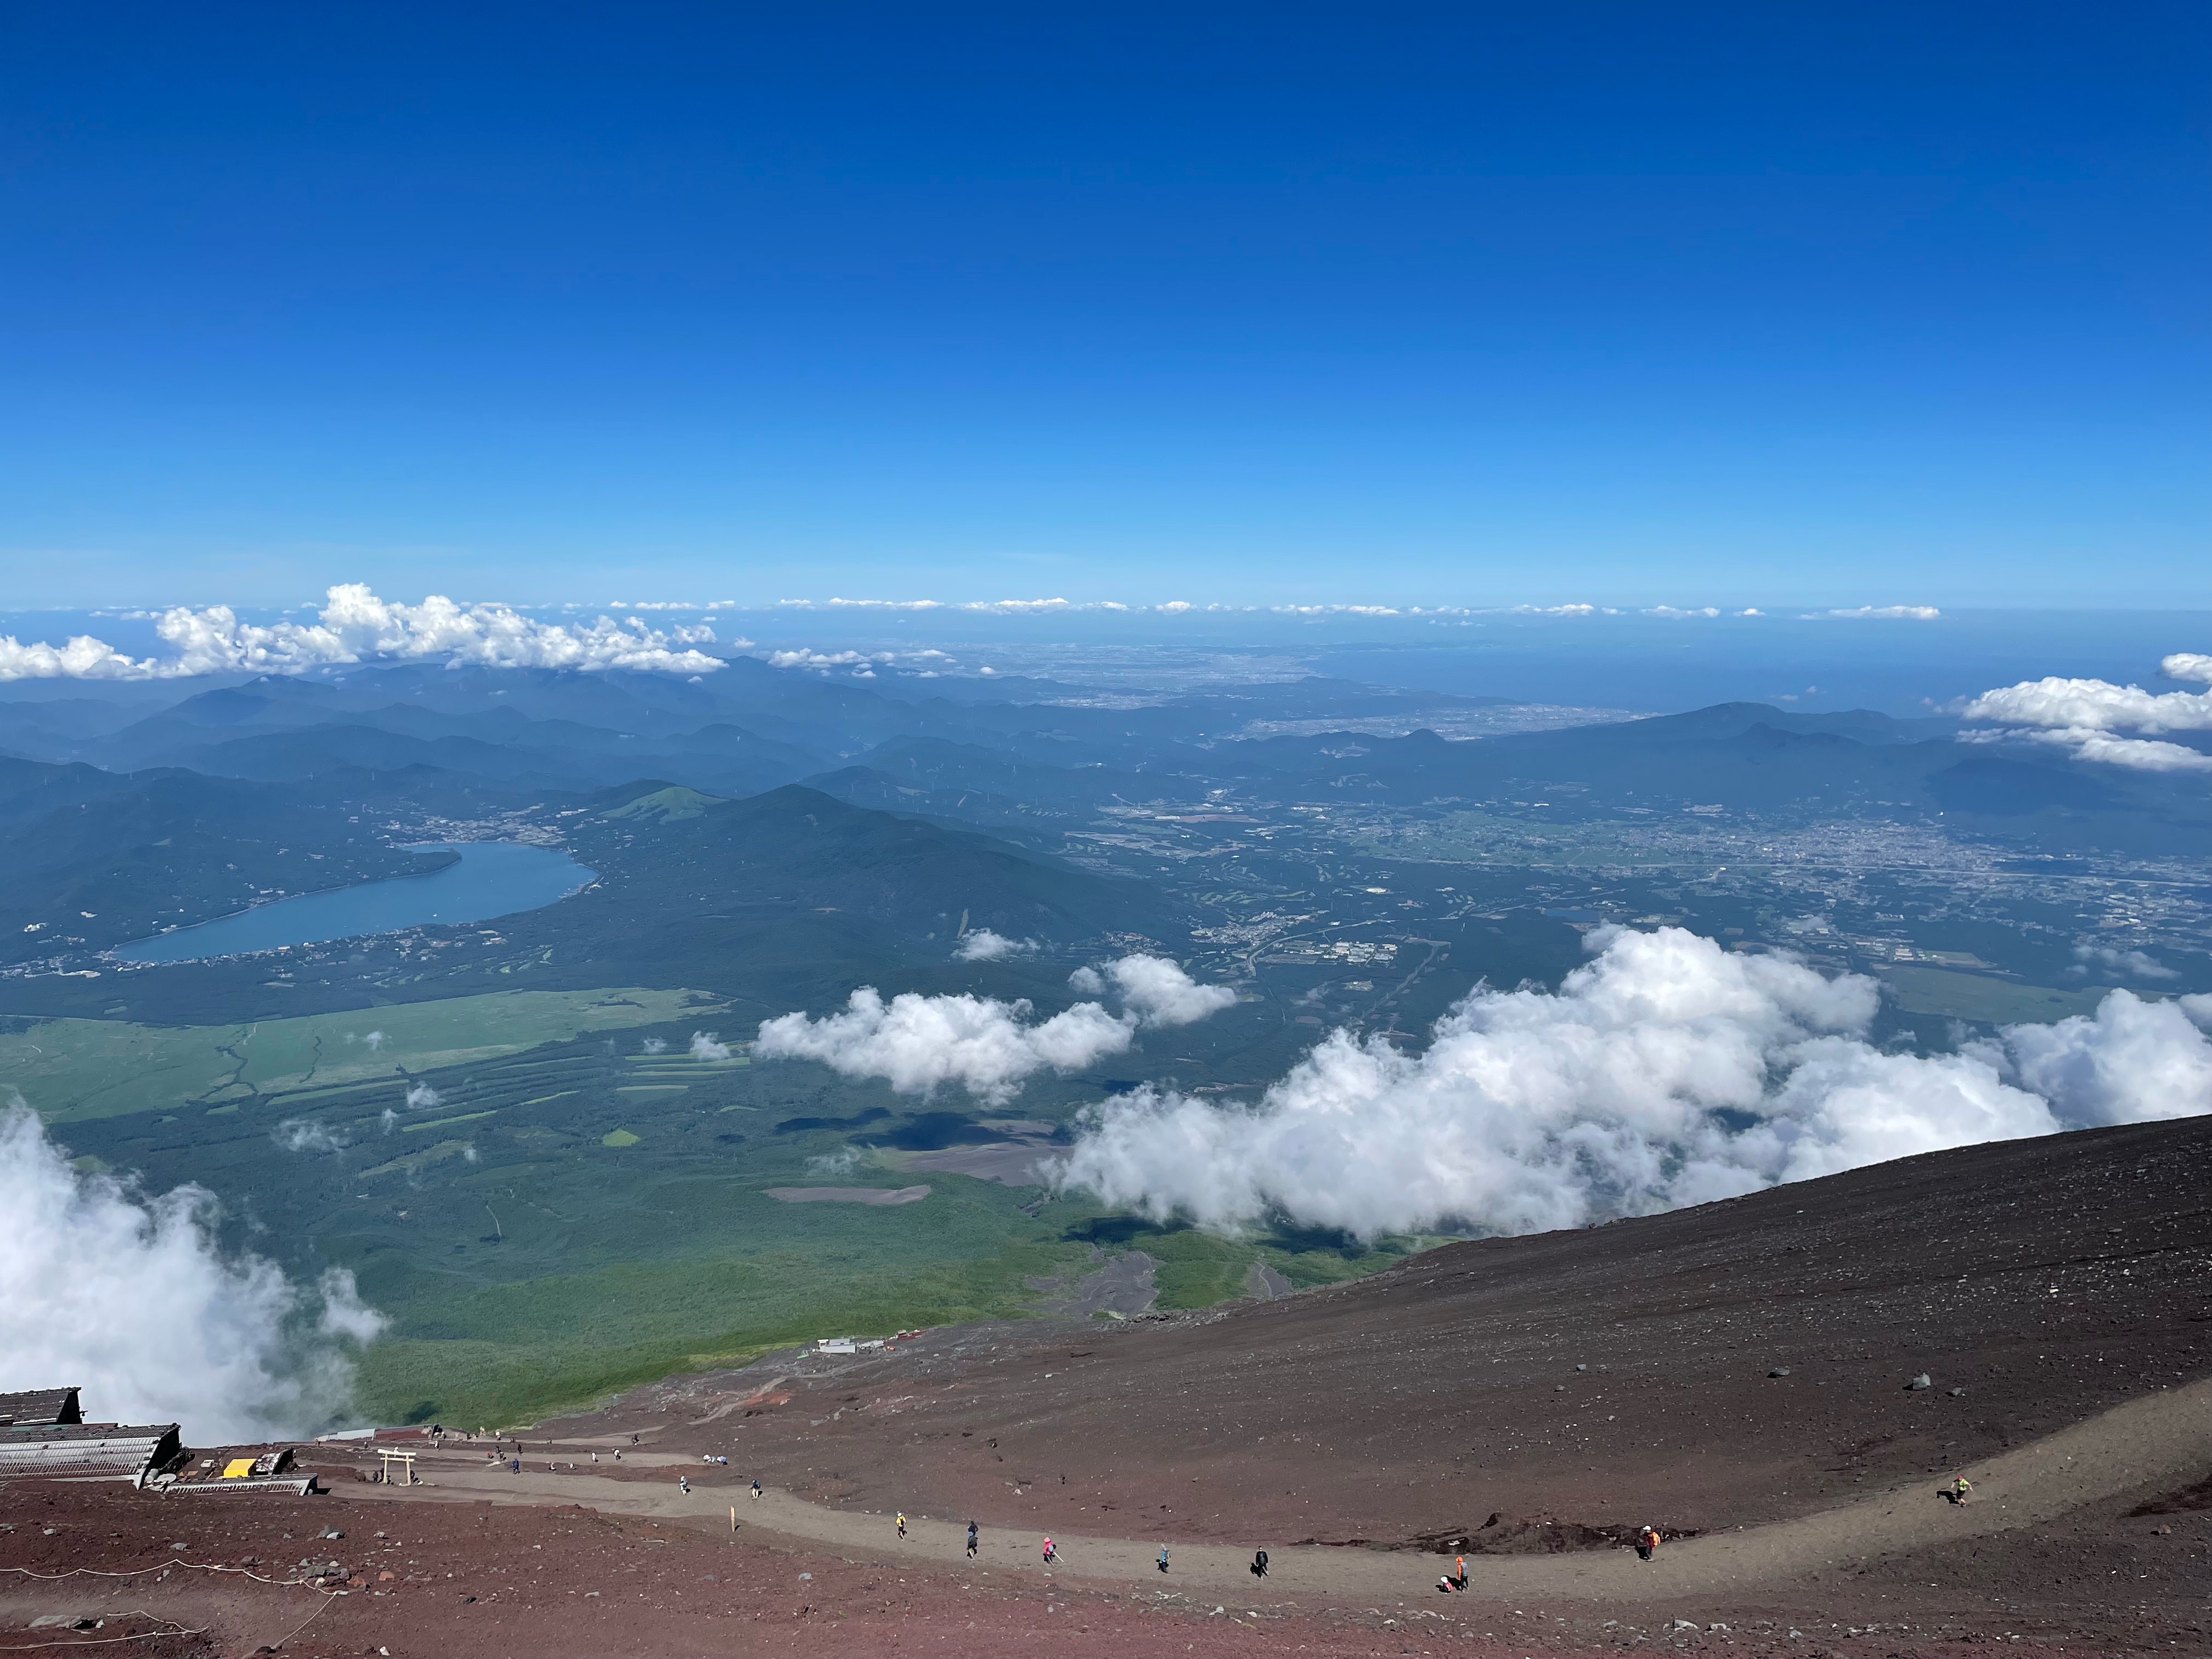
[0,1423,181,1481]
[0,1387,82,1426]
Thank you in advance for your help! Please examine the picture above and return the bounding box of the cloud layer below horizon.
[1053,927,2212,1239]
[0,585,727,681]
[0,587,1957,682]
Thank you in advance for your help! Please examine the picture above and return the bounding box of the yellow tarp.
[222,1458,256,1479]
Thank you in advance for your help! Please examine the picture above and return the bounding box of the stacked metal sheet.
[0,1422,183,1483]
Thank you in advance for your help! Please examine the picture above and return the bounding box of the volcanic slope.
[661,1114,2211,1550]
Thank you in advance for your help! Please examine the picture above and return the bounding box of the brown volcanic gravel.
[4,1118,2210,1656]
[5,1477,2207,1658]
[606,1116,2212,1550]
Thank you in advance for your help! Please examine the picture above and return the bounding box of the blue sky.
[2,1,2205,609]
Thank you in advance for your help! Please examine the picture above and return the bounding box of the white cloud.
[752,958,1237,1103]
[755,989,1134,1105]
[768,597,1518,618]
[1996,990,2212,1125]
[2068,943,2179,981]
[1958,652,2212,772]
[784,597,1085,614]
[1093,954,1238,1027]
[403,1082,440,1111]
[1970,727,2212,774]
[273,1118,349,1153]
[956,929,1037,962]
[0,585,725,681]
[0,633,156,680]
[689,1031,733,1061]
[0,1101,385,1440]
[1805,605,1942,620]
[1961,675,2212,736]
[641,1036,668,1055]
[765,648,894,671]
[1052,927,2212,1239]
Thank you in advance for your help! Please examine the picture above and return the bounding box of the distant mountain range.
[3,659,2203,1014]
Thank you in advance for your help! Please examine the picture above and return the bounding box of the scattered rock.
[1575,1363,1587,1372]
[1905,1373,1932,1391]
[1769,1367,1791,1378]
[1673,1618,1701,1630]
[1949,1387,1967,1397]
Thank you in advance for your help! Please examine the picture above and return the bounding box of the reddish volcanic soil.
[5,1117,2211,1656]
[606,1117,2212,1548]
[6,1473,2205,1659]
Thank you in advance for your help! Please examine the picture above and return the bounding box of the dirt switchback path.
[351,1371,2212,1602]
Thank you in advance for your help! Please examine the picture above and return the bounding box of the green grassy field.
[342,1169,1419,1429]
[1875,966,2109,1024]
[38,982,1424,1431]
[0,986,724,1122]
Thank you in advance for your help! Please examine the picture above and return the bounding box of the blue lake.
[112,842,596,963]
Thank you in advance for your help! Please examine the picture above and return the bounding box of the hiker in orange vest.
[1636,1525,1661,1562]
[1452,1553,1467,1589]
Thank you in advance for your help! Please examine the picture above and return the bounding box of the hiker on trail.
[966,1523,979,1560]
[752,1478,763,1500]
[1636,1525,1660,1562]
[1951,1476,1972,1505]
[680,1476,691,1495]
[897,1513,907,1539]
[1250,1548,1268,1579]
[631,1433,640,1445]
[1156,1544,1170,1575]
[509,1457,521,1474]
[1042,1536,1057,1564]
[1452,1553,1467,1590]
[1437,1575,1454,1595]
